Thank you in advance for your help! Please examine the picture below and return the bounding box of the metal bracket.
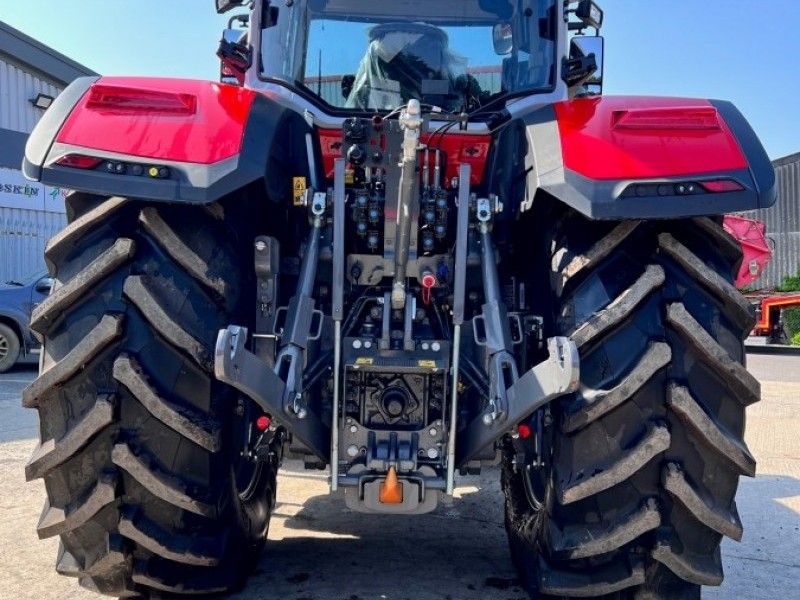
[456,336,579,466]
[311,191,327,216]
[215,325,330,461]
[254,236,280,365]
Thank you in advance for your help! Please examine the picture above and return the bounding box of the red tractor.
[22,1,775,598]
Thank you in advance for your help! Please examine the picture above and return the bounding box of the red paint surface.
[724,215,772,289]
[318,129,345,177]
[318,129,491,186]
[553,96,748,180]
[57,77,256,165]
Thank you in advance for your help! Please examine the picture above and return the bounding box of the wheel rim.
[522,464,548,512]
[233,397,272,504]
[0,334,8,360]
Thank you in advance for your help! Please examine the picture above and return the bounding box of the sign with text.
[0,167,68,213]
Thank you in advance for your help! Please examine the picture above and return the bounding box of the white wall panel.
[0,57,62,134]
[0,206,65,283]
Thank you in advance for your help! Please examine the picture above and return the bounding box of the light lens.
[86,85,197,115]
[55,154,103,169]
[613,107,721,131]
[699,179,745,193]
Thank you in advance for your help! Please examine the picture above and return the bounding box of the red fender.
[56,77,257,164]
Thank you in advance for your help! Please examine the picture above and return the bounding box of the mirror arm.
[561,54,597,87]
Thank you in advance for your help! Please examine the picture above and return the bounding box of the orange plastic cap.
[379,466,404,504]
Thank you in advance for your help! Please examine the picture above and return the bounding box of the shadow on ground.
[227,465,522,600]
[223,467,800,600]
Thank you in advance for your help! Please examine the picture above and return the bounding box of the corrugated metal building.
[741,152,800,290]
[305,66,503,108]
[0,20,96,283]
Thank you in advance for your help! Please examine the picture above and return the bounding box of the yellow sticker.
[355,357,374,366]
[418,360,437,369]
[344,169,355,185]
[293,176,307,206]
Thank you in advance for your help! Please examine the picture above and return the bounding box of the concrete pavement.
[1,354,798,599]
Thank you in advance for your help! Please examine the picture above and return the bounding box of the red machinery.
[725,214,800,342]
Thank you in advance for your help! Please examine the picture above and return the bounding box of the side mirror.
[492,22,514,56]
[35,277,54,294]
[218,18,251,85]
[563,36,604,91]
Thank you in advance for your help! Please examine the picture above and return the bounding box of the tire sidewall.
[0,323,20,372]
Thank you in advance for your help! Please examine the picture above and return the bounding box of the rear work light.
[55,154,103,169]
[621,178,745,199]
[86,85,197,115]
[613,107,721,131]
[699,179,745,193]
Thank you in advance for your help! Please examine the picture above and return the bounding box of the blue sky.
[1,1,798,158]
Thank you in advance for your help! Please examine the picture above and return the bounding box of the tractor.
[21,1,776,597]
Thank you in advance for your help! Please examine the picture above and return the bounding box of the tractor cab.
[219,0,606,116]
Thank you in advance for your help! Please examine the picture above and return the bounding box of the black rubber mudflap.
[24,193,276,597]
[503,211,757,599]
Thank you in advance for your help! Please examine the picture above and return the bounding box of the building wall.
[0,206,65,283]
[0,20,94,286]
[0,56,62,134]
[740,153,800,290]
[0,57,67,283]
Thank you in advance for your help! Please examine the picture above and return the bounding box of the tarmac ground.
[0,352,798,599]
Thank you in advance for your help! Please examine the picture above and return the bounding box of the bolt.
[364,340,373,349]
[293,395,308,420]
[352,339,363,349]
[346,445,359,458]
[421,342,430,351]
[429,427,438,436]
[431,342,441,352]
[350,425,358,433]
[255,240,267,252]
[427,447,439,459]
[482,412,494,426]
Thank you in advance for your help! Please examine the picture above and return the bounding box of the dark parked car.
[0,269,53,372]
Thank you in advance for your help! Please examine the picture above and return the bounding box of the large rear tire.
[503,211,758,598]
[24,193,276,596]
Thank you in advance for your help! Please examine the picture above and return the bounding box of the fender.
[23,76,312,204]
[523,96,776,219]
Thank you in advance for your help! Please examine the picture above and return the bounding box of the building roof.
[0,20,97,86]
[773,152,800,168]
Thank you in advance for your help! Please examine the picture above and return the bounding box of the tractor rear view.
[22,1,776,598]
